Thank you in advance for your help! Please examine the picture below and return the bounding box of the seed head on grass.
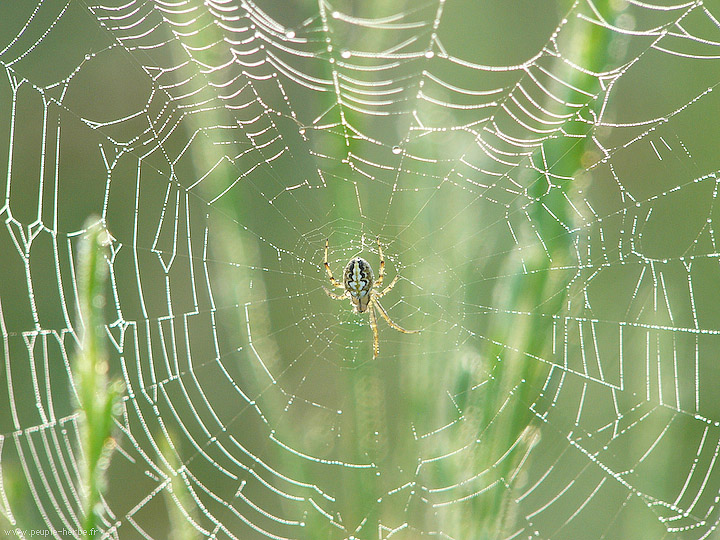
[73,219,124,539]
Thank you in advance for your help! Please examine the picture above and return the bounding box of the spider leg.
[369,302,380,358]
[374,298,419,334]
[324,287,346,300]
[324,238,344,288]
[374,274,399,299]
[375,236,385,286]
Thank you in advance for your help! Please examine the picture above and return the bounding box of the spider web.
[2,0,720,538]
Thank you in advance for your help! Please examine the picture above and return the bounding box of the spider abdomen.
[344,257,374,312]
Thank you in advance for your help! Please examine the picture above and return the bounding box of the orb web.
[2,1,720,539]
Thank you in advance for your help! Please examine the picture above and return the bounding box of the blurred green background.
[2,0,720,539]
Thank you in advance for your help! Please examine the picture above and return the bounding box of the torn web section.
[0,2,131,528]
[515,39,720,537]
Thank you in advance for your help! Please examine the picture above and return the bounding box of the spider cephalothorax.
[324,237,419,358]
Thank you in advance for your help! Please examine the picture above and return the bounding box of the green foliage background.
[2,1,720,539]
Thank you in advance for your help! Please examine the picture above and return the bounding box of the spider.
[324,237,419,358]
